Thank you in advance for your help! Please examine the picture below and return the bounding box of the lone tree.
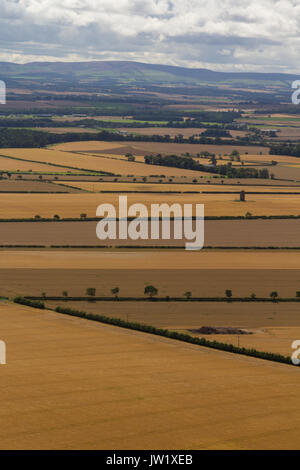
[225,289,232,300]
[144,285,158,298]
[270,291,278,302]
[80,213,87,220]
[86,288,96,297]
[240,190,246,202]
[250,293,256,300]
[62,291,68,297]
[53,214,60,220]
[125,153,135,162]
[184,291,192,300]
[296,291,300,298]
[111,287,119,299]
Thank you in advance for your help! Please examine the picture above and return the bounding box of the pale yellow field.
[54,140,269,156]
[188,327,300,357]
[0,192,299,218]
[57,181,300,194]
[52,141,127,151]
[2,301,300,450]
[46,300,300,356]
[241,154,300,164]
[0,155,82,173]
[0,250,299,269]
[84,152,146,163]
[0,148,208,177]
[82,153,253,167]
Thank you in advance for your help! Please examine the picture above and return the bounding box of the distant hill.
[0,60,298,90]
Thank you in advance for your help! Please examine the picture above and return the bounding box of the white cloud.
[0,0,300,72]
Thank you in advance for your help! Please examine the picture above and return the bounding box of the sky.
[1,0,300,72]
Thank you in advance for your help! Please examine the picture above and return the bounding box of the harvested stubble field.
[119,127,206,136]
[1,192,300,218]
[85,153,146,163]
[55,140,269,156]
[0,180,81,193]
[0,251,299,298]
[8,173,300,186]
[261,165,300,181]
[0,155,83,173]
[33,127,99,134]
[2,301,300,450]
[1,251,299,270]
[1,219,300,248]
[45,300,300,357]
[58,181,300,194]
[241,154,300,164]
[119,128,248,139]
[0,148,207,177]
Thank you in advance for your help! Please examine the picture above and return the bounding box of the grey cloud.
[0,0,299,73]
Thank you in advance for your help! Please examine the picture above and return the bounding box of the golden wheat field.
[54,140,269,156]
[0,148,209,177]
[58,181,300,193]
[45,300,300,356]
[1,192,300,218]
[2,300,300,450]
[240,154,300,164]
[0,155,82,173]
[0,250,299,269]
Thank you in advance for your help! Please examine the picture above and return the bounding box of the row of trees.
[270,143,300,158]
[0,127,266,149]
[144,153,270,179]
[40,288,300,300]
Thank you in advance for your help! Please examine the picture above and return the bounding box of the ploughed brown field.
[0,251,299,297]
[54,140,269,156]
[0,192,300,218]
[2,301,300,450]
[1,219,300,247]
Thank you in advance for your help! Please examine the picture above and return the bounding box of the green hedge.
[14,296,45,309]
[54,306,295,367]
[28,295,300,302]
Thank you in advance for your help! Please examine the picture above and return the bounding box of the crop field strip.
[1,192,300,218]
[0,155,85,173]
[1,266,299,298]
[0,250,299,269]
[0,148,209,177]
[57,181,300,194]
[0,180,83,193]
[2,301,300,449]
[0,219,300,247]
[42,299,300,356]
[54,140,269,156]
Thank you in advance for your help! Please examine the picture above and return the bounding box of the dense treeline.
[0,127,265,148]
[144,154,270,178]
[270,143,300,157]
[14,296,45,309]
